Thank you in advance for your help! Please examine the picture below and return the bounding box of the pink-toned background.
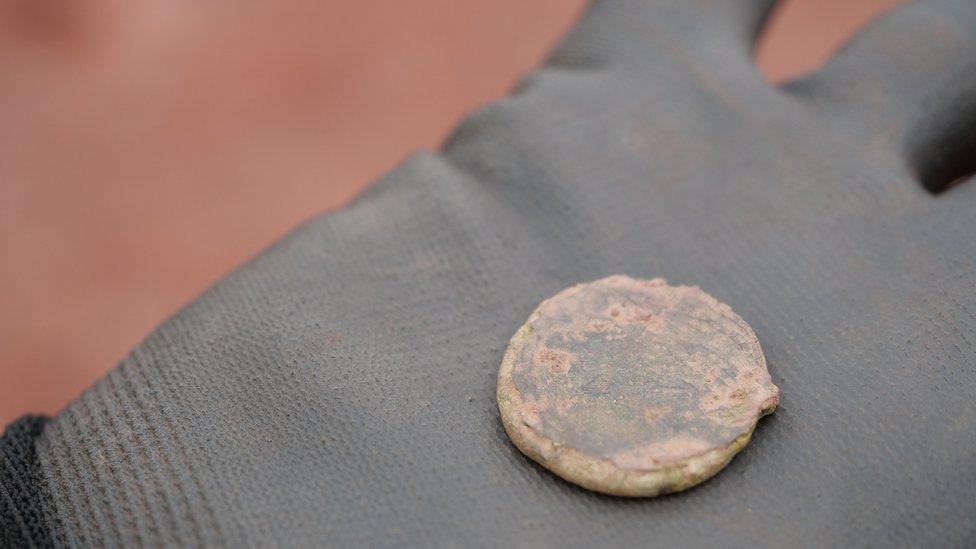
[1,0,901,425]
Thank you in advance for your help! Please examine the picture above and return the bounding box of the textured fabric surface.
[1,416,52,548]
[6,0,976,546]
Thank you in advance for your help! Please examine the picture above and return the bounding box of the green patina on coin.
[497,275,778,497]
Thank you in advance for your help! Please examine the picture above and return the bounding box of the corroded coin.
[497,275,778,497]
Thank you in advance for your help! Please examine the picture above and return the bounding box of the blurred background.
[1,0,901,425]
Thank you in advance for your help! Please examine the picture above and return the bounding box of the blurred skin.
[0,0,900,425]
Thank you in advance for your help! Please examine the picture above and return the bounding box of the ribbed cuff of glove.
[1,416,53,548]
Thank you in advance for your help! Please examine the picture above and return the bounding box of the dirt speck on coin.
[497,275,778,497]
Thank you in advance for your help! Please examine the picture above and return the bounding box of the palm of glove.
[36,1,976,546]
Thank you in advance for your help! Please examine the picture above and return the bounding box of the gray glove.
[3,0,975,546]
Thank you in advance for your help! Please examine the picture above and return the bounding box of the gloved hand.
[4,0,975,546]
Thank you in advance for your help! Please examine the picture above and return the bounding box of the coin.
[497,275,778,497]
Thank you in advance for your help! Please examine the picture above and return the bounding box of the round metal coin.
[497,275,779,497]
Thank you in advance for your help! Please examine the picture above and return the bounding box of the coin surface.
[497,275,778,497]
